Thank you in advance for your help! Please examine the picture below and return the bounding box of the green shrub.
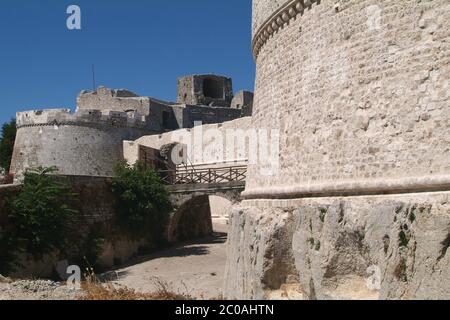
[0,167,78,274]
[111,162,172,242]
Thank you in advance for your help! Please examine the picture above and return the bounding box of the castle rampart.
[9,72,250,179]
[16,109,149,130]
[10,109,153,177]
[77,87,157,116]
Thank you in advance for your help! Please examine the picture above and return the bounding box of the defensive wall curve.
[11,109,152,177]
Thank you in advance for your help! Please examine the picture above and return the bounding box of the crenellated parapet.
[11,109,154,177]
[16,109,149,130]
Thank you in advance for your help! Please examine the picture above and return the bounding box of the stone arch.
[167,188,242,243]
[167,195,212,244]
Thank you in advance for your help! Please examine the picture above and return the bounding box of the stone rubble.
[0,279,82,300]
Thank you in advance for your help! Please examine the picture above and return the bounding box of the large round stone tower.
[225,0,450,299]
[10,109,150,177]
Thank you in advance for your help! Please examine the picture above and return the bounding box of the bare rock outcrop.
[225,193,450,300]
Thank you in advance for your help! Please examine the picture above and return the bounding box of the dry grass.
[79,269,192,300]
[80,282,192,300]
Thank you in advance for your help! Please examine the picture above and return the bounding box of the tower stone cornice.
[252,0,318,59]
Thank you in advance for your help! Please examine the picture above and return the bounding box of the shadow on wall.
[0,177,161,278]
[167,194,233,244]
[167,195,213,243]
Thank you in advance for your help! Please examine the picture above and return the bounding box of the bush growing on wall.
[111,162,172,243]
[0,167,78,274]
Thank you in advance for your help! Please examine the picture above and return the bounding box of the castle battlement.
[16,109,148,130]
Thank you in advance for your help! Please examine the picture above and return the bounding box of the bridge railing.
[158,165,247,185]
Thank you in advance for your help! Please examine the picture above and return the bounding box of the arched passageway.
[167,194,234,244]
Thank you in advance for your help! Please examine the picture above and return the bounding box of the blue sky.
[0,0,255,125]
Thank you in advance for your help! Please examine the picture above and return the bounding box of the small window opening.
[203,78,224,99]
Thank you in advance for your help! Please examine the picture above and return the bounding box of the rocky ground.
[0,279,83,300]
[0,223,228,300]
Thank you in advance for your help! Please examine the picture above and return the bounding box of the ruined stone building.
[10,74,253,177]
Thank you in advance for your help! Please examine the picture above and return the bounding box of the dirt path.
[0,224,229,300]
[109,224,229,299]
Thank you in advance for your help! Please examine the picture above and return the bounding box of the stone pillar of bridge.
[167,195,213,244]
[167,183,244,243]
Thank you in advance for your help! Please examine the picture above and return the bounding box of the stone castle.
[3,0,450,300]
[10,74,253,177]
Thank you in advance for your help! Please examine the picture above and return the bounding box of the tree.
[0,167,78,274]
[0,119,16,173]
[111,162,172,242]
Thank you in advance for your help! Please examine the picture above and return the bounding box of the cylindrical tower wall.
[10,109,150,177]
[224,0,450,300]
[246,0,450,198]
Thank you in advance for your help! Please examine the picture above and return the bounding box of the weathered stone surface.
[167,183,244,243]
[0,176,155,278]
[225,193,450,300]
[10,110,148,177]
[246,0,450,196]
[123,117,252,167]
[225,0,450,300]
[77,87,149,115]
[0,274,12,284]
[231,91,254,117]
[252,0,289,38]
[177,74,234,108]
[167,195,213,243]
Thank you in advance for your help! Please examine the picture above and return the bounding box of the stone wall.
[123,117,252,166]
[0,176,157,278]
[182,105,242,129]
[252,0,288,38]
[77,87,155,116]
[210,196,233,219]
[10,110,152,177]
[231,91,254,117]
[77,87,186,131]
[11,80,247,179]
[167,195,213,243]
